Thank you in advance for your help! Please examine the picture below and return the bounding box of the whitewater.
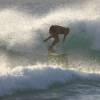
[0,0,100,100]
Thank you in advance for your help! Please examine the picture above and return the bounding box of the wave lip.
[0,65,76,96]
[0,64,100,96]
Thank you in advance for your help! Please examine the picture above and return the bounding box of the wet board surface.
[48,52,65,56]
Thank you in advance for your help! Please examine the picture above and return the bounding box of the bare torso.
[49,25,69,35]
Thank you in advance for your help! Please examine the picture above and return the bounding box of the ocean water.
[0,0,100,100]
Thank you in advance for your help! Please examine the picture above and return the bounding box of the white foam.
[0,3,100,55]
[0,63,100,96]
[0,64,76,96]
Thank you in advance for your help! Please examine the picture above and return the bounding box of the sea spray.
[0,63,100,96]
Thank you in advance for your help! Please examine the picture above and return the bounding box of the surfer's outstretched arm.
[44,36,52,42]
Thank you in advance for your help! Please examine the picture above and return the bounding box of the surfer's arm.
[44,36,52,42]
[63,34,67,42]
[63,27,70,42]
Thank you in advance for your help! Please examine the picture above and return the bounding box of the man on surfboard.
[44,25,70,52]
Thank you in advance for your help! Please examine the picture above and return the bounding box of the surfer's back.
[49,25,70,35]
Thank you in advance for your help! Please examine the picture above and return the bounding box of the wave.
[0,5,100,68]
[0,2,100,55]
[0,0,100,98]
[0,64,100,96]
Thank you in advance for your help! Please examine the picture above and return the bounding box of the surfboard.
[48,49,66,57]
[48,52,65,55]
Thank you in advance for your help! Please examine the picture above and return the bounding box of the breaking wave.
[0,0,100,97]
[0,64,100,96]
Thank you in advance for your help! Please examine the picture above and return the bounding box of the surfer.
[44,25,70,52]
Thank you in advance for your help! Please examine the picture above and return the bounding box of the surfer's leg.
[44,36,52,42]
[49,35,59,50]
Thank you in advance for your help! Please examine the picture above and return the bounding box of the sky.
[0,0,89,15]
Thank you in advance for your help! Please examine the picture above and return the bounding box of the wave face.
[0,64,100,96]
[0,65,76,96]
[0,0,100,97]
[0,0,100,54]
